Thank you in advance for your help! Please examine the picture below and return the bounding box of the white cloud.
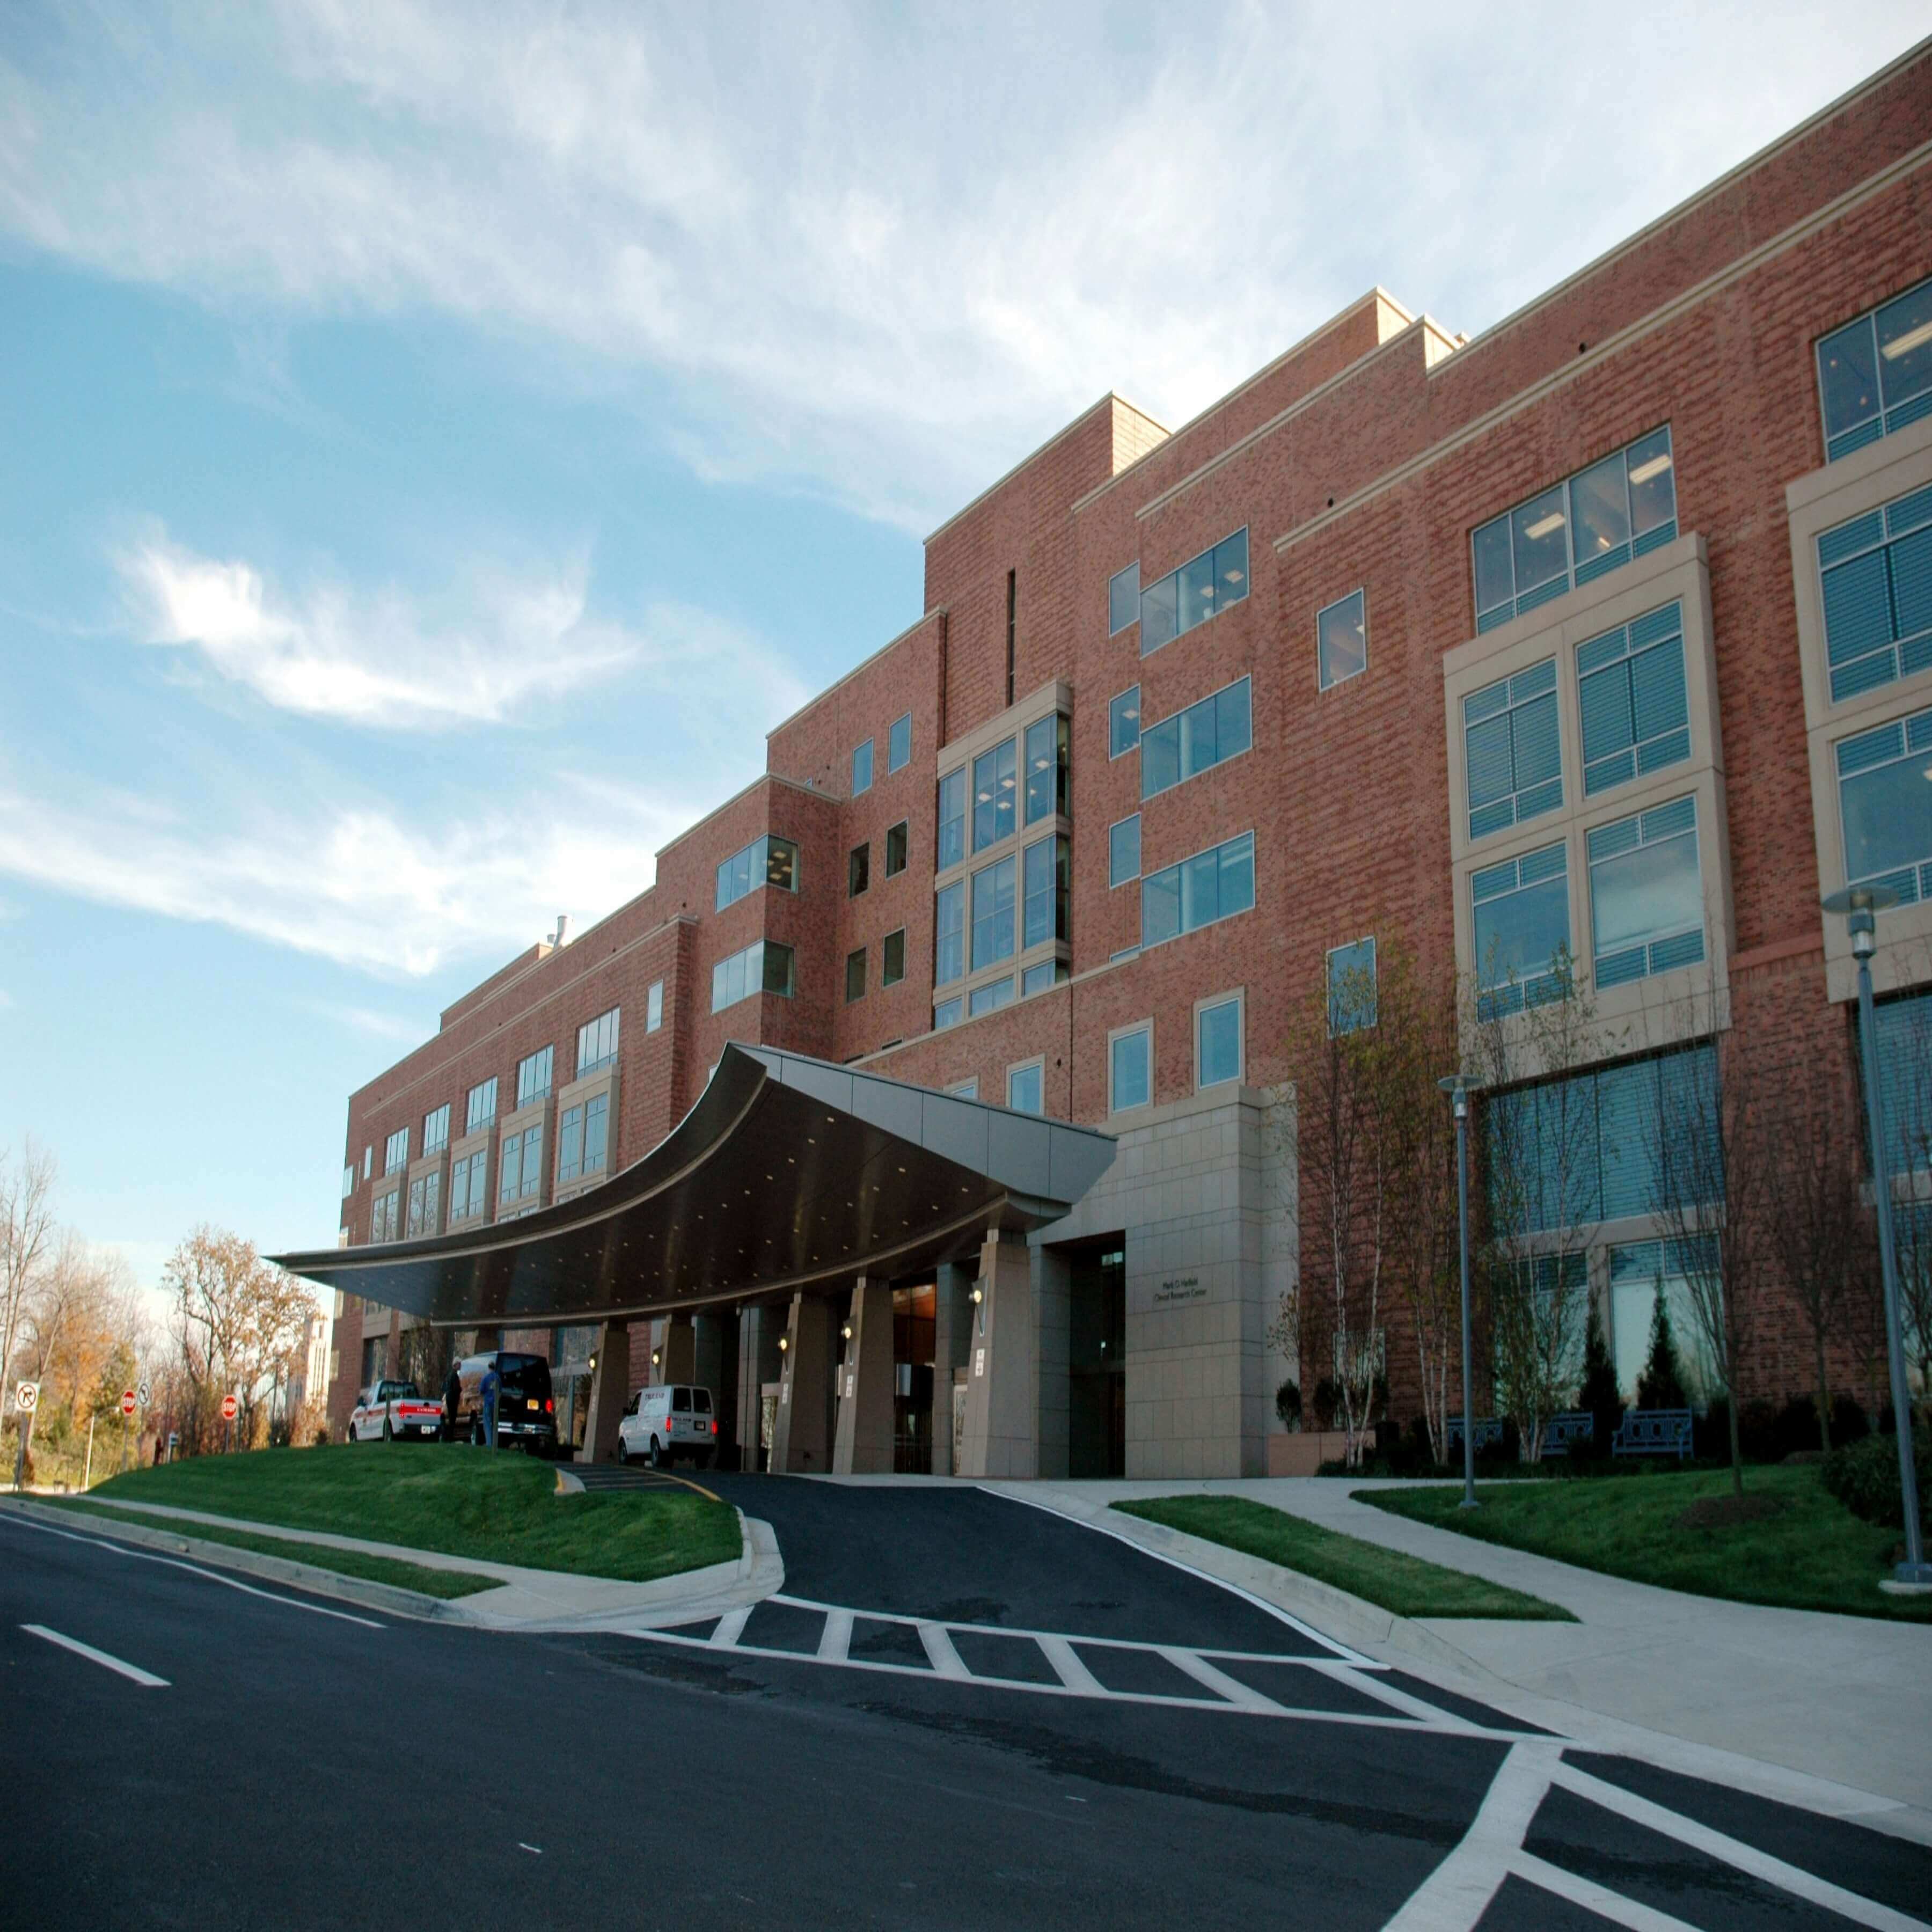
[1,2,1919,530]
[297,1000,436,1044]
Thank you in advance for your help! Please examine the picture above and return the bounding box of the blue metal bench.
[1445,1415,1505,1454]
[1541,1410,1596,1457]
[1612,1408,1694,1460]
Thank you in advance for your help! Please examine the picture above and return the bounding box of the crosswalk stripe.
[1035,1634,1104,1695]
[917,1621,969,1679]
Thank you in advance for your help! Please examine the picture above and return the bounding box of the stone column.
[662,1314,697,1384]
[832,1277,896,1474]
[769,1293,833,1474]
[737,1304,784,1472]
[930,1262,974,1477]
[956,1231,1038,1479]
[575,1317,630,1465]
[1034,1245,1072,1481]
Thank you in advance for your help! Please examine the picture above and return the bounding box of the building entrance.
[893,1284,935,1473]
[1068,1246,1125,1477]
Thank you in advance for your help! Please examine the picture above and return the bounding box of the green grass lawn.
[1360,1465,1932,1621]
[71,1444,742,1584]
[45,1498,500,1599]
[1112,1495,1574,1620]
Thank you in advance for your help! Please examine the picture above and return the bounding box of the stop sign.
[120,1389,136,1417]
[221,1393,238,1422]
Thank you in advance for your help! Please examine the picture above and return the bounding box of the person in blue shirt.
[479,1362,500,1448]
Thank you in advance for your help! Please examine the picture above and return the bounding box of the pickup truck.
[348,1378,445,1443]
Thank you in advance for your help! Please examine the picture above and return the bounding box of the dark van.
[452,1351,558,1453]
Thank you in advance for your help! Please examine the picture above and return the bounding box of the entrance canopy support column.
[956,1230,1036,1480]
[770,1293,832,1474]
[576,1317,629,1465]
[662,1314,696,1386]
[931,1262,972,1477]
[832,1277,894,1475]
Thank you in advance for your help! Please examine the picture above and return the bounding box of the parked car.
[619,1384,718,1468]
[449,1351,558,1453]
[348,1378,444,1443]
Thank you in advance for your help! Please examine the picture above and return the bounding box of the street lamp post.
[1822,884,1930,1587]
[1439,1074,1481,1510]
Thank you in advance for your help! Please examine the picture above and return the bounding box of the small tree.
[1636,1280,1688,1409]
[1577,1300,1622,1450]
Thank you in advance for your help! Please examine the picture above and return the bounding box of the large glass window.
[852,738,874,795]
[848,842,870,897]
[1317,589,1367,690]
[1008,1063,1044,1114]
[935,881,965,985]
[1816,276,1932,460]
[1141,676,1252,800]
[972,739,1016,851]
[1327,936,1378,1035]
[1022,835,1070,949]
[971,855,1016,970]
[885,820,909,877]
[1608,1239,1720,1400]
[1589,796,1704,989]
[1109,563,1140,635]
[845,948,867,1003]
[1871,989,1932,1181]
[882,929,905,987]
[466,1078,497,1133]
[716,833,799,912]
[1816,484,1932,702]
[1197,997,1241,1088]
[1472,427,1676,631]
[1472,840,1570,1019]
[1110,1025,1152,1111]
[449,1150,474,1223]
[1024,713,1070,824]
[888,712,913,773]
[647,981,663,1033]
[516,1046,553,1108]
[1463,658,1562,840]
[934,997,963,1031]
[1577,601,1689,795]
[422,1104,450,1155]
[1140,528,1249,655]
[936,768,966,872]
[969,977,1014,1018]
[1109,686,1141,756]
[406,1175,427,1238]
[384,1127,409,1173]
[1022,959,1067,997]
[1141,831,1256,950]
[558,1103,585,1184]
[1110,814,1140,887]
[711,939,794,1012]
[582,1092,608,1176]
[1836,702,1932,905]
[576,1006,619,1076]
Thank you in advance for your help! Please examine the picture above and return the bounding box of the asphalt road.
[3,1485,1927,1931]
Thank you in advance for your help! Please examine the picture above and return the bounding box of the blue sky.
[1,1,1923,1319]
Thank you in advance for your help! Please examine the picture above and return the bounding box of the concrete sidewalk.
[997,1476,1932,1829]
[32,1494,783,1632]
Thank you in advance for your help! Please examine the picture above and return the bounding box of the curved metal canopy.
[272,1044,1115,1329]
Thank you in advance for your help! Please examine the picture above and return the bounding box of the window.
[882,928,906,987]
[1589,796,1704,989]
[945,1078,978,1099]
[1141,831,1256,950]
[849,842,870,898]
[852,738,874,795]
[1022,960,1067,996]
[576,1006,620,1076]
[1836,702,1932,904]
[1463,658,1562,840]
[647,980,663,1033]
[937,767,966,872]
[1109,814,1140,887]
[1472,840,1570,1019]
[341,1163,354,1200]
[1871,989,1932,1177]
[384,1128,409,1174]
[1197,996,1242,1088]
[559,1103,583,1183]
[1007,1062,1044,1114]
[1609,1240,1720,1400]
[888,712,913,773]
[1109,686,1141,757]
[846,947,868,1003]
[1318,589,1367,690]
[500,1122,544,1205]
[559,1096,606,1185]
[1110,1024,1152,1112]
[1578,601,1690,794]
[582,1092,608,1176]
[1816,484,1932,702]
[371,1189,399,1243]
[465,1078,497,1134]
[516,1046,553,1108]
[1109,563,1140,634]
[1816,275,1932,460]
[1023,713,1070,824]
[361,1337,385,1384]
[1141,676,1252,800]
[972,739,1016,851]
[1140,528,1249,656]
[716,833,800,911]
[448,1148,473,1223]
[885,821,909,877]
[935,881,965,985]
[934,997,963,1031]
[968,976,1014,1018]
[1022,835,1069,948]
[1327,937,1379,1035]
[712,939,794,1011]
[423,1104,450,1155]
[1472,427,1676,631]
[971,855,1016,970]
[406,1175,427,1238]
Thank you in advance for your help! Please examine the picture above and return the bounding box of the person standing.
[442,1362,462,1443]
[480,1360,500,1449]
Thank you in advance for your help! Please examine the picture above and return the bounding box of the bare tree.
[0,1139,58,1419]
[1875,991,1932,1404]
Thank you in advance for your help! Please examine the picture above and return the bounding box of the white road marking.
[1298,1657,1483,1728]
[1510,1853,1702,1930]
[23,1622,169,1687]
[1157,1645,1283,1713]
[1382,1741,1560,1932]
[708,1607,751,1648]
[917,1621,969,1680]
[1031,1634,1106,1696]
[817,1607,853,1664]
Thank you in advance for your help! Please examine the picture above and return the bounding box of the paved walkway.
[1000,1475,1932,1825]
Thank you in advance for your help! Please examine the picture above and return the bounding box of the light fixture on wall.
[968,1284,984,1306]
[840,1321,854,1342]
[651,1348,662,1368]
[777,1335,789,1354]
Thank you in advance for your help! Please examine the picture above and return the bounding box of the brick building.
[290,44,1932,1478]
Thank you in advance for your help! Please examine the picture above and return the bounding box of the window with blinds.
[1588,795,1704,989]
[1577,601,1690,796]
[1817,483,1932,703]
[1465,659,1562,841]
[1836,703,1932,906]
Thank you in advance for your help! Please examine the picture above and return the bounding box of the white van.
[618,1384,718,1468]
